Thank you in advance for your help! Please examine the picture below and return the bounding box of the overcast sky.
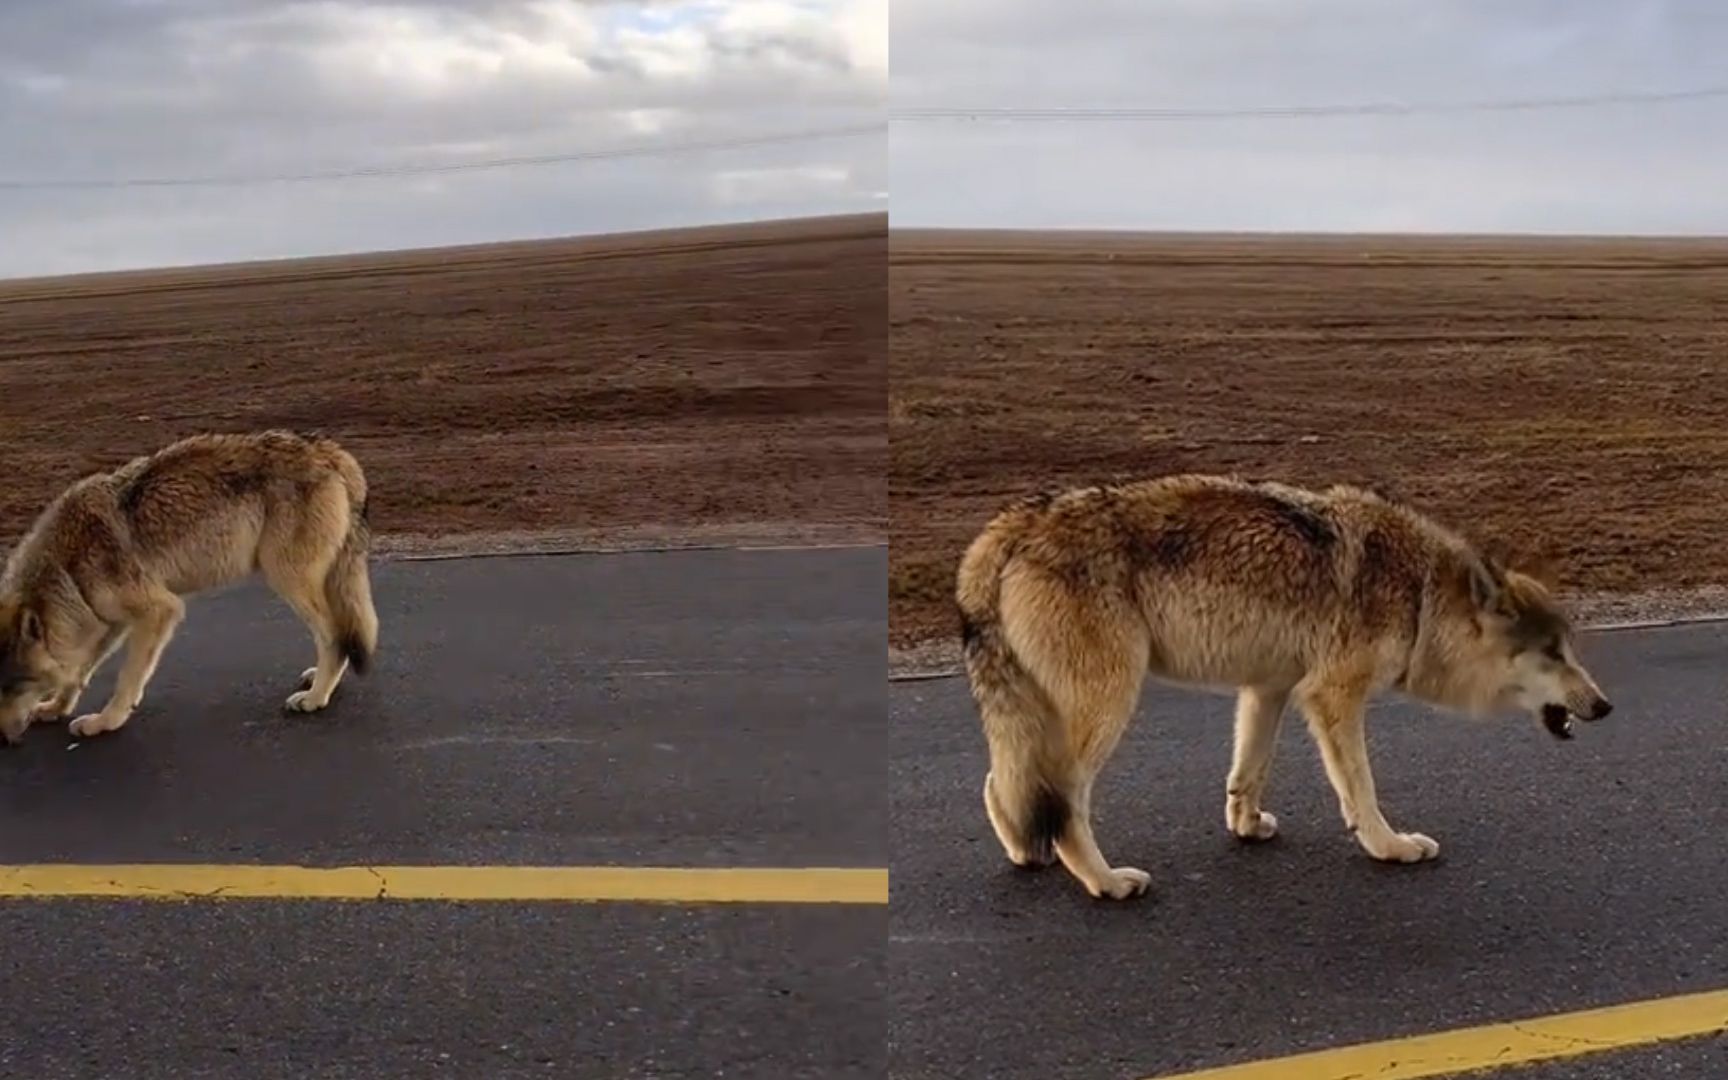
[891,0,1728,235]
[0,0,885,278]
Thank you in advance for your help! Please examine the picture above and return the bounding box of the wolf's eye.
[1542,641,1565,662]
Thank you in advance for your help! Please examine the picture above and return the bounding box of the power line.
[892,85,1728,122]
[0,122,885,191]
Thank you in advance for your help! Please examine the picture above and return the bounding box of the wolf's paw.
[284,690,329,714]
[297,668,318,691]
[1229,806,1279,842]
[68,713,123,738]
[1371,831,1440,863]
[1088,866,1152,900]
[0,718,26,746]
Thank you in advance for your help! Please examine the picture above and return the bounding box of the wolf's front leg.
[30,683,83,723]
[1225,685,1290,841]
[1299,681,1439,864]
[33,625,127,726]
[69,600,184,739]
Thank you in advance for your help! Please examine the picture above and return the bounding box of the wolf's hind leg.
[257,528,349,708]
[984,770,1048,868]
[270,571,348,713]
[1053,773,1151,900]
[1225,684,1291,841]
[1032,626,1153,900]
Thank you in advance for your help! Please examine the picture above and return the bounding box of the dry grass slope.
[891,229,1728,648]
[0,214,886,555]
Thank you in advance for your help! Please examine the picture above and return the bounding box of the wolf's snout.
[1587,697,1613,721]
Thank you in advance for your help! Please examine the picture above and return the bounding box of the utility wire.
[0,122,885,191]
[892,85,1728,122]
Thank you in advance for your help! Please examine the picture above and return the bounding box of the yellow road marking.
[1145,987,1728,1080]
[0,865,888,905]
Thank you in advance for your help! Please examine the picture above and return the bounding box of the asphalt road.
[889,621,1728,1079]
[0,546,886,1079]
[1496,1041,1728,1079]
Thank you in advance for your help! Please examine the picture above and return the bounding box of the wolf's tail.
[324,446,379,676]
[955,496,1069,866]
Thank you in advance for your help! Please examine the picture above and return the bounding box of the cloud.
[890,0,1728,234]
[0,0,886,277]
[713,163,853,204]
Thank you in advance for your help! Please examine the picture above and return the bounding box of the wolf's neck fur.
[1400,557,1497,718]
[1,492,107,644]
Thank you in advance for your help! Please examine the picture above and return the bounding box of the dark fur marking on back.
[1128,525,1195,569]
[1357,528,1420,641]
[219,468,269,500]
[115,460,161,515]
[1255,491,1336,548]
[1357,529,1397,593]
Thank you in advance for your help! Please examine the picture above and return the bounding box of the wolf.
[0,430,380,745]
[955,474,1611,900]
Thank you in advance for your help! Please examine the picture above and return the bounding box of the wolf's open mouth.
[1540,704,1576,740]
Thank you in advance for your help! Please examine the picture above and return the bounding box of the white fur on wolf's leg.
[1054,813,1153,899]
[29,685,82,725]
[284,662,345,712]
[1360,830,1440,863]
[284,689,330,713]
[1226,686,1289,842]
[7,679,83,732]
[982,774,1038,867]
[1338,798,1357,831]
[1091,866,1153,899]
[68,711,130,738]
[1227,800,1279,841]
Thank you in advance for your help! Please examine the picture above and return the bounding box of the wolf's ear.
[18,608,43,645]
[1468,554,1507,614]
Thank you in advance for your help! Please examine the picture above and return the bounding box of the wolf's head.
[1460,557,1612,740]
[0,600,57,745]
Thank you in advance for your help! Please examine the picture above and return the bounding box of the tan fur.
[957,475,1611,900]
[0,431,380,744]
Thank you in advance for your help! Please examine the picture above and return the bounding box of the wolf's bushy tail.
[325,448,379,675]
[956,497,1070,865]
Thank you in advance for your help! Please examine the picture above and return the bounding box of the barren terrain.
[891,229,1728,651]
[0,214,885,557]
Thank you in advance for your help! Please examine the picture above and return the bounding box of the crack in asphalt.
[1508,1022,1626,1051]
[100,880,235,901]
